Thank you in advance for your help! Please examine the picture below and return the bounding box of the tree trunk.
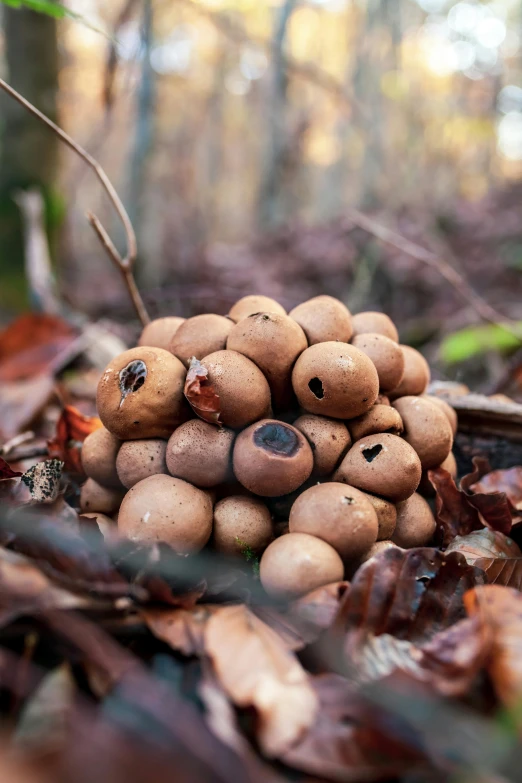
[0,5,60,314]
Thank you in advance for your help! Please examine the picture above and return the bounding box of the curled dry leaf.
[464,585,522,710]
[333,547,483,646]
[0,375,55,440]
[141,605,221,656]
[204,604,318,758]
[471,466,522,511]
[473,558,522,590]
[0,456,22,479]
[281,673,423,782]
[256,581,350,651]
[184,357,221,425]
[429,465,513,547]
[445,529,521,564]
[47,405,103,474]
[0,313,77,383]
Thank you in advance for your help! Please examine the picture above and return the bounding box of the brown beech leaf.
[47,405,102,474]
[0,313,77,382]
[0,456,22,479]
[471,466,522,511]
[429,464,513,546]
[334,547,483,646]
[204,604,318,757]
[473,558,522,590]
[445,529,521,564]
[184,357,221,425]
[464,585,522,709]
[256,581,350,651]
[0,375,55,440]
[141,605,221,656]
[281,673,424,781]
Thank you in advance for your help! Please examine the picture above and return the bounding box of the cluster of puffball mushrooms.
[80,294,457,600]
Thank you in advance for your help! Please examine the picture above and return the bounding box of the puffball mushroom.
[80,478,125,515]
[392,492,436,548]
[390,346,430,398]
[360,540,400,563]
[228,294,286,323]
[293,414,351,476]
[291,342,379,420]
[213,495,273,555]
[138,317,185,351]
[351,311,399,343]
[193,350,271,429]
[289,482,378,559]
[422,394,458,436]
[226,312,307,410]
[116,439,168,489]
[333,433,422,502]
[166,419,235,487]
[81,427,122,489]
[97,347,187,440]
[260,532,344,599]
[118,474,213,554]
[361,492,397,540]
[351,333,405,393]
[348,404,403,441]
[169,314,234,367]
[233,419,313,497]
[288,295,353,345]
[392,396,453,470]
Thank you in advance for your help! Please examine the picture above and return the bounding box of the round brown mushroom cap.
[260,532,344,599]
[81,427,122,489]
[422,395,458,436]
[389,346,430,398]
[440,450,457,477]
[97,347,188,440]
[361,492,397,539]
[228,295,286,323]
[293,414,351,476]
[80,511,115,538]
[166,419,235,487]
[289,482,378,559]
[226,313,307,410]
[376,394,391,406]
[392,492,436,548]
[348,404,404,441]
[80,478,125,515]
[360,540,401,563]
[351,312,399,342]
[116,439,168,489]
[351,333,405,393]
[333,433,422,502]
[195,350,271,429]
[118,474,213,554]
[392,396,453,470]
[292,342,379,420]
[418,450,458,496]
[233,419,313,497]
[169,314,234,367]
[213,495,273,555]
[138,317,185,351]
[288,295,353,345]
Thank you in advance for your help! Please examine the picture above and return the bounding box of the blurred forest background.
[1,0,522,394]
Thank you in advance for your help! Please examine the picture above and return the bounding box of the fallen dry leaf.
[142,605,222,656]
[0,375,55,439]
[47,405,102,474]
[471,466,522,511]
[0,314,77,382]
[0,456,22,479]
[464,584,522,709]
[204,604,318,757]
[184,357,221,425]
[334,547,483,646]
[445,529,521,564]
[21,459,63,503]
[473,557,522,590]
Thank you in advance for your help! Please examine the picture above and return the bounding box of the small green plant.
[235,537,260,579]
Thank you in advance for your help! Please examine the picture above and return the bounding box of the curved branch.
[0,77,150,326]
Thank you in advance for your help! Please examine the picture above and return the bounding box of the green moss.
[235,537,260,579]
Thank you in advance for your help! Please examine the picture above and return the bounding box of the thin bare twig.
[0,77,150,327]
[347,208,520,334]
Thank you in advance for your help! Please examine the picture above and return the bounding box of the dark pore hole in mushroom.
[362,444,383,463]
[119,360,147,405]
[254,422,299,457]
[308,377,324,399]
[342,496,354,505]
